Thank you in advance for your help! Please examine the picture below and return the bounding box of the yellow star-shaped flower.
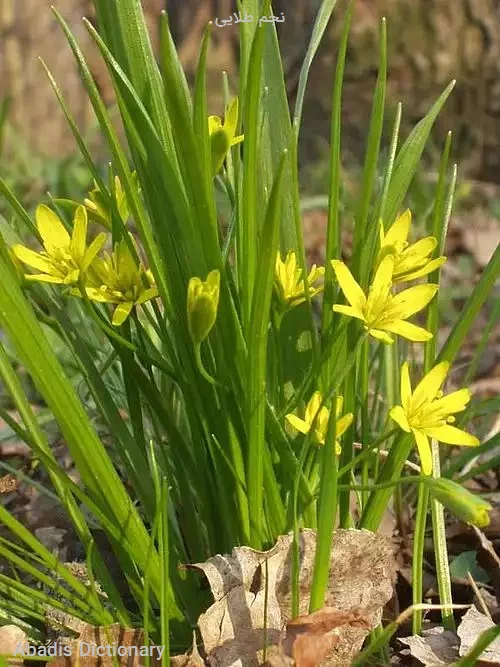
[390,361,479,475]
[12,205,106,286]
[378,209,446,283]
[331,255,437,344]
[74,237,158,326]
[274,250,324,311]
[286,391,353,452]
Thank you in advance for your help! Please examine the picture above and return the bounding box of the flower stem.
[412,483,429,634]
[430,441,456,630]
[359,432,413,531]
[194,342,222,388]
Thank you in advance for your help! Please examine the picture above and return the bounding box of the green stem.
[360,338,370,507]
[412,483,429,634]
[194,342,222,387]
[291,333,365,617]
[430,443,455,630]
[359,432,413,531]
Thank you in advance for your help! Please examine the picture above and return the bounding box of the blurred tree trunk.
[2,0,500,182]
[168,0,500,181]
[300,0,500,181]
[0,0,163,158]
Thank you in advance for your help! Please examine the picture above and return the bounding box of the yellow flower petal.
[12,245,58,275]
[390,405,411,432]
[381,320,433,342]
[208,115,222,134]
[24,273,65,284]
[305,391,323,425]
[135,287,159,305]
[70,205,88,263]
[401,362,412,411]
[395,256,446,282]
[224,97,239,142]
[412,428,432,475]
[412,362,450,407]
[369,255,394,305]
[427,389,472,417]
[336,413,353,438]
[36,204,70,253]
[331,260,366,312]
[335,395,344,416]
[286,414,309,436]
[332,304,365,321]
[85,287,116,303]
[400,236,437,262]
[383,209,412,247]
[368,328,394,344]
[424,424,479,447]
[389,284,438,319]
[82,233,107,272]
[112,301,134,326]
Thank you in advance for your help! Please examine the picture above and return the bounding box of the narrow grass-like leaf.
[247,150,288,547]
[292,0,338,135]
[320,3,352,360]
[384,80,455,225]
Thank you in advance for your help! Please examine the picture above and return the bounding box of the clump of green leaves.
[0,0,498,661]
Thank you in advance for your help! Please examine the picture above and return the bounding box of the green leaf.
[384,80,455,225]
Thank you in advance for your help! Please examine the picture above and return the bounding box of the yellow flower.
[286,391,353,453]
[208,98,244,175]
[12,205,106,286]
[331,255,437,344]
[389,361,479,475]
[275,250,324,311]
[378,209,446,283]
[75,237,158,326]
[187,270,221,343]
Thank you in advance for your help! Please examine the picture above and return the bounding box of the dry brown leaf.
[458,608,500,662]
[280,608,369,667]
[399,626,459,665]
[170,634,206,666]
[191,528,396,666]
[0,625,27,666]
[0,474,19,494]
[463,225,500,268]
[47,623,163,667]
[474,526,500,605]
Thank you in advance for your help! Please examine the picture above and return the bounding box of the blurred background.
[1,0,499,315]
[2,1,500,176]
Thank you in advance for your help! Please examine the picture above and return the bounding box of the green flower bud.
[428,477,492,528]
[208,98,244,176]
[187,270,220,344]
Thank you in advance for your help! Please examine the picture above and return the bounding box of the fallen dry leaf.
[458,607,500,662]
[47,623,163,667]
[0,625,27,666]
[474,526,500,606]
[399,626,459,665]
[171,634,206,666]
[0,473,18,494]
[462,223,500,268]
[280,608,369,667]
[191,528,396,666]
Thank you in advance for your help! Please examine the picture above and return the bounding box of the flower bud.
[428,477,492,528]
[187,270,220,344]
